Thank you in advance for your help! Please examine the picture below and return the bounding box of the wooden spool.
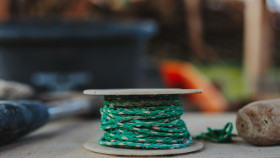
[83,88,204,156]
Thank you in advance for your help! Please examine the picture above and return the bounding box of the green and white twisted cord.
[99,95,192,149]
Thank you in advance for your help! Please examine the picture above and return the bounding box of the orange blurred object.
[160,60,228,112]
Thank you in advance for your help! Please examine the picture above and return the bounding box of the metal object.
[48,97,99,120]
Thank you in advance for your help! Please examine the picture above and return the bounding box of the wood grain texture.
[1,113,280,157]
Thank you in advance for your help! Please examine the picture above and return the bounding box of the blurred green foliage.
[196,63,250,102]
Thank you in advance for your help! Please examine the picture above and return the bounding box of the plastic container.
[0,20,157,91]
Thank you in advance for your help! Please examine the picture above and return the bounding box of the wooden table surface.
[1,113,279,158]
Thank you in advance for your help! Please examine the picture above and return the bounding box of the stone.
[236,99,280,146]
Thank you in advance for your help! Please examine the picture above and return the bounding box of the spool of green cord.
[99,94,192,149]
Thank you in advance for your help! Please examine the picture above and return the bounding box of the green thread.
[99,95,192,149]
[196,122,237,143]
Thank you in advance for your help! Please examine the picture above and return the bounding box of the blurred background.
[0,0,279,112]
